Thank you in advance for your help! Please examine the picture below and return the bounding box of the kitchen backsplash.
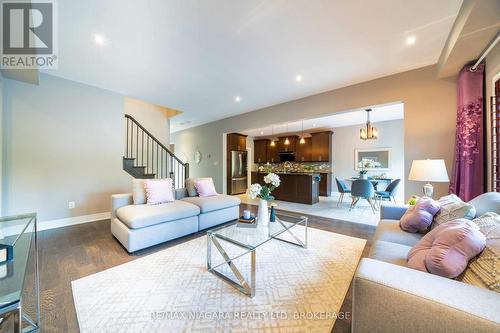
[255,162,332,173]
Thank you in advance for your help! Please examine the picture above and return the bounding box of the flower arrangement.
[249,173,281,201]
[358,158,382,176]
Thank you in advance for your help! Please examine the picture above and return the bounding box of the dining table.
[348,177,393,191]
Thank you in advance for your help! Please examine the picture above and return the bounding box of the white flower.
[264,173,280,187]
[359,158,381,169]
[249,183,262,199]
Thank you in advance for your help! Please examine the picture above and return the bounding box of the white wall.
[124,97,170,145]
[246,136,255,170]
[332,119,405,199]
[2,74,131,221]
[246,136,254,189]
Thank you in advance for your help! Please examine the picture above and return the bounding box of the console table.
[0,213,40,332]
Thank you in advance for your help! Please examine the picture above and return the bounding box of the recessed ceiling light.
[260,131,264,135]
[234,96,241,102]
[406,35,416,46]
[93,33,107,46]
[296,74,302,82]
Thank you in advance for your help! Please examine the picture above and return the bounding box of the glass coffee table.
[207,213,307,297]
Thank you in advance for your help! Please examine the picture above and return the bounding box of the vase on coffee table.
[257,199,269,225]
[248,173,280,226]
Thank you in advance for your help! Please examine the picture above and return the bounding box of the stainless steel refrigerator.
[230,150,248,195]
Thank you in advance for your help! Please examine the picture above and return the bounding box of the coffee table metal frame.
[206,214,307,297]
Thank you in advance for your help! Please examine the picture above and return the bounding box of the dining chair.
[350,179,378,214]
[335,177,351,207]
[375,179,401,205]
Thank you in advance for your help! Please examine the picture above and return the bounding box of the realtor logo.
[1,0,58,69]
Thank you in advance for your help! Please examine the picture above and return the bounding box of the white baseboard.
[38,212,110,231]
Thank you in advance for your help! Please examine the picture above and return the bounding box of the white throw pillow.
[432,194,476,229]
[132,179,146,205]
[468,192,500,217]
[144,178,174,205]
[186,177,213,197]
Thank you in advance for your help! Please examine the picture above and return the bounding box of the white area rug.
[72,227,366,332]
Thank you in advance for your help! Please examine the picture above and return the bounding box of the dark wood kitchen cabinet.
[295,137,312,162]
[267,141,280,163]
[311,131,332,162]
[228,133,247,151]
[277,136,296,152]
[252,172,319,204]
[318,173,332,196]
[254,139,268,163]
[226,133,248,195]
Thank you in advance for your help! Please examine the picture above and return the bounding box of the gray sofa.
[111,188,240,252]
[352,204,500,333]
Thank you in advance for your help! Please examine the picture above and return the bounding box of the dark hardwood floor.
[36,204,375,333]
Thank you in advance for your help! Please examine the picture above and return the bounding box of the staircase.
[123,114,189,188]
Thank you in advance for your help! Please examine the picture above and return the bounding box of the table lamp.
[408,159,449,198]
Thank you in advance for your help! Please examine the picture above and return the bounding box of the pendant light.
[360,109,378,140]
[284,123,290,145]
[270,125,276,146]
[299,120,306,144]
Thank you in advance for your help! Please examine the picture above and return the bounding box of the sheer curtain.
[449,63,485,201]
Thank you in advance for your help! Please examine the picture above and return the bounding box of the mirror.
[355,148,391,170]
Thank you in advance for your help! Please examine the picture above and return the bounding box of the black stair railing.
[124,114,189,188]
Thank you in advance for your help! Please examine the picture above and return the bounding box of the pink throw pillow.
[144,178,174,205]
[194,178,217,197]
[400,198,441,233]
[407,219,486,278]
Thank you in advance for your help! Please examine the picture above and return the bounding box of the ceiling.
[44,0,462,132]
[241,103,404,138]
[437,0,500,78]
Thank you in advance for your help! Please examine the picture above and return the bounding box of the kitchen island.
[251,172,320,204]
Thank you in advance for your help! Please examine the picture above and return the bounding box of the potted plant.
[358,168,368,179]
[249,173,281,225]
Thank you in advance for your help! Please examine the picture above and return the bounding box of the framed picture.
[355,148,391,171]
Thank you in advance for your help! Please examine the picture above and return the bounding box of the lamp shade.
[408,159,449,182]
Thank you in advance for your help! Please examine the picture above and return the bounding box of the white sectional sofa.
[111,187,240,252]
[180,192,240,230]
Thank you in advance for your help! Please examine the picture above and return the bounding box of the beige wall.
[124,97,171,145]
[2,74,131,221]
[173,65,457,199]
[485,45,500,191]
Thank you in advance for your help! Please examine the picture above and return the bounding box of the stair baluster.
[122,114,189,188]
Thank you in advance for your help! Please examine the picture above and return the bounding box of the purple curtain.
[449,63,485,201]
